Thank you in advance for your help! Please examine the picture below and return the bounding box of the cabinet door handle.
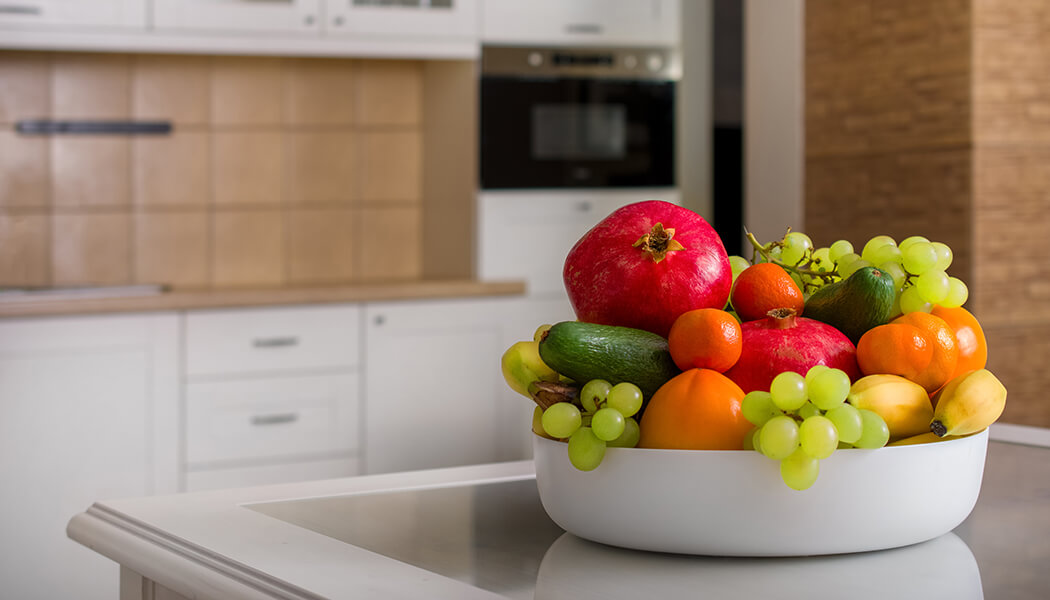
[250,413,299,426]
[565,23,603,35]
[0,4,42,15]
[252,336,299,348]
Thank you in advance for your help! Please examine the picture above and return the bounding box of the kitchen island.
[68,423,1050,599]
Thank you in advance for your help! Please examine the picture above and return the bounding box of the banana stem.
[528,380,580,410]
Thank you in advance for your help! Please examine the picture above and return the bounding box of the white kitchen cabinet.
[324,0,477,38]
[152,0,322,34]
[0,0,145,28]
[182,304,363,489]
[481,0,680,46]
[363,296,537,474]
[0,313,178,600]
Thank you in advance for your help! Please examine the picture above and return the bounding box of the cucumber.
[804,266,896,344]
[538,321,681,402]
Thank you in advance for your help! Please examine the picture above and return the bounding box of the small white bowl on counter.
[532,428,989,556]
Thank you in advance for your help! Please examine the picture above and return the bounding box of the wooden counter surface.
[0,280,527,319]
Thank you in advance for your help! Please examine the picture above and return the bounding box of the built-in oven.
[479,45,678,189]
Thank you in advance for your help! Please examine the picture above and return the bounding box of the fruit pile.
[500,200,1007,490]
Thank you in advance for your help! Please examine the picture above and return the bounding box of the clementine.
[667,308,743,373]
[730,263,805,322]
[931,306,987,379]
[857,312,958,393]
[638,368,752,450]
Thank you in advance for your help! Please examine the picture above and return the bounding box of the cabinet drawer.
[185,305,360,377]
[186,373,359,466]
[185,456,359,492]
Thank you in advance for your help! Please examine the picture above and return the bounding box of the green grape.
[808,367,851,410]
[781,232,813,266]
[861,235,896,258]
[828,240,854,263]
[869,243,902,267]
[805,364,830,387]
[799,415,838,459]
[742,390,780,426]
[854,409,890,449]
[579,379,612,413]
[826,403,863,444]
[931,242,953,271]
[790,272,806,292]
[915,269,950,304]
[751,425,765,454]
[743,426,759,451]
[542,402,582,439]
[607,382,643,417]
[811,247,832,265]
[835,251,860,268]
[902,241,938,275]
[941,277,969,308]
[898,235,929,254]
[729,255,751,282]
[878,261,908,291]
[532,406,544,435]
[860,240,893,264]
[780,447,820,490]
[770,371,807,411]
[839,258,872,280]
[608,417,641,448]
[759,415,800,460]
[899,285,932,314]
[591,407,626,441]
[798,401,821,419]
[567,427,606,471]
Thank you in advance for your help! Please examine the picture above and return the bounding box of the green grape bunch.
[742,365,890,490]
[731,230,969,316]
[540,379,644,471]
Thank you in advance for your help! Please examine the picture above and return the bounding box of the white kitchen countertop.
[67,424,1050,599]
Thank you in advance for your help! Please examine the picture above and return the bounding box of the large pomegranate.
[723,308,860,393]
[563,200,732,338]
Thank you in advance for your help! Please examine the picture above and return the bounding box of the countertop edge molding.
[67,507,319,600]
[0,280,527,319]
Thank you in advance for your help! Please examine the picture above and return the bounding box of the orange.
[667,308,743,373]
[730,263,805,322]
[931,306,988,379]
[857,312,958,393]
[856,324,934,389]
[638,368,752,450]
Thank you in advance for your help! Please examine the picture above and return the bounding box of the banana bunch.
[930,369,1007,437]
[848,374,935,439]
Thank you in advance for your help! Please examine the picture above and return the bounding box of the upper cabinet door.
[152,0,322,33]
[0,0,145,28]
[323,0,477,38]
[481,0,680,46]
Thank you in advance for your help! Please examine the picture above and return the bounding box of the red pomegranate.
[563,200,732,338]
[723,308,860,393]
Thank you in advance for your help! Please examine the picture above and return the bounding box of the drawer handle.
[0,4,42,15]
[250,413,299,426]
[252,336,299,348]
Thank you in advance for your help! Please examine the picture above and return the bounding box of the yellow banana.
[847,374,934,439]
[930,369,1007,437]
[888,432,957,446]
[501,340,560,399]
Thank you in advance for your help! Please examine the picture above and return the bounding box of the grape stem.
[744,228,840,293]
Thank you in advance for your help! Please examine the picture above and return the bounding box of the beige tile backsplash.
[0,50,431,289]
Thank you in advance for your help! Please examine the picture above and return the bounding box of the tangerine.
[638,368,752,450]
[667,308,743,373]
[730,263,805,322]
[931,305,987,379]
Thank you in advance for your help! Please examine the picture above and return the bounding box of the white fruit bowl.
[532,428,989,556]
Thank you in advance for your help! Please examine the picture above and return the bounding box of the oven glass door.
[480,77,675,189]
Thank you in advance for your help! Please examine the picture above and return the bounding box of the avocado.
[803,266,896,344]
[538,321,680,402]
